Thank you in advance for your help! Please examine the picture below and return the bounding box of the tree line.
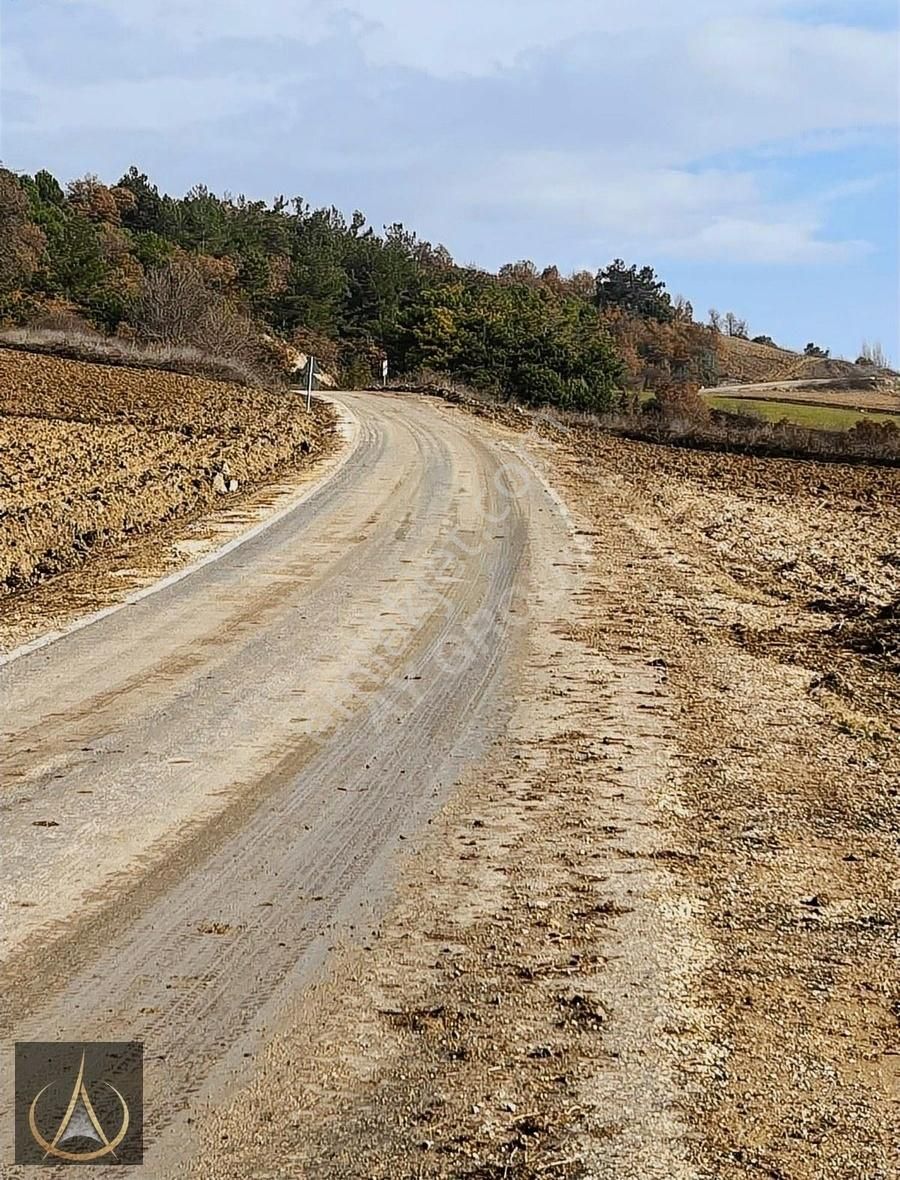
[0,165,722,409]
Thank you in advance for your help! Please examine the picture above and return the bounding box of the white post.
[306,356,314,411]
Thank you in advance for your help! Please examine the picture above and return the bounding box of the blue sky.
[1,0,897,360]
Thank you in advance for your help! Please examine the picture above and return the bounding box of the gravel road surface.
[0,391,563,1174]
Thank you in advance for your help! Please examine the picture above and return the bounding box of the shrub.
[647,381,711,427]
[290,327,341,374]
[25,299,94,333]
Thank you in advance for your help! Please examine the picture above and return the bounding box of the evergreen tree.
[595,260,674,322]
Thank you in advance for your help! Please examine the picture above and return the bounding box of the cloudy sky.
[1,0,898,359]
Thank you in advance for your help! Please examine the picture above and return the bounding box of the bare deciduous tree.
[673,294,694,321]
[135,261,212,343]
[135,258,257,361]
[857,341,889,369]
[723,311,748,338]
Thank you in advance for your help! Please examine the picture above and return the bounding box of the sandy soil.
[191,406,898,1178]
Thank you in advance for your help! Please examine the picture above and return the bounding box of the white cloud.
[688,18,897,130]
[658,218,870,264]
[18,75,275,133]
[442,151,868,264]
[8,1,899,266]
[453,153,759,230]
[55,0,845,76]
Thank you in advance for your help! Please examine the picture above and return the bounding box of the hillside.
[3,161,894,440]
[715,335,877,385]
[0,166,724,411]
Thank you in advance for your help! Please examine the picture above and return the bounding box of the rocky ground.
[192,405,898,1179]
[0,347,334,595]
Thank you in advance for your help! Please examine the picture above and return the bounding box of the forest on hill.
[0,166,723,408]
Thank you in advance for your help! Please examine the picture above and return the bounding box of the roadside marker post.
[306,356,315,411]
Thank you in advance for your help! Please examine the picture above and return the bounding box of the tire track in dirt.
[0,392,532,1175]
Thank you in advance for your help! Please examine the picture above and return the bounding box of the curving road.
[0,391,563,1174]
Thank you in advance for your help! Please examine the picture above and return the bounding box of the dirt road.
[191,403,897,1180]
[0,391,580,1174]
[3,390,896,1178]
[700,378,863,395]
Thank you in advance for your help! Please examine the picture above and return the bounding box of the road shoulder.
[190,406,898,1179]
[190,414,707,1179]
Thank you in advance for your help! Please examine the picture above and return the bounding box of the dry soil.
[191,405,899,1179]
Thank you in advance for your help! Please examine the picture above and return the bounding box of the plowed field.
[0,348,333,591]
